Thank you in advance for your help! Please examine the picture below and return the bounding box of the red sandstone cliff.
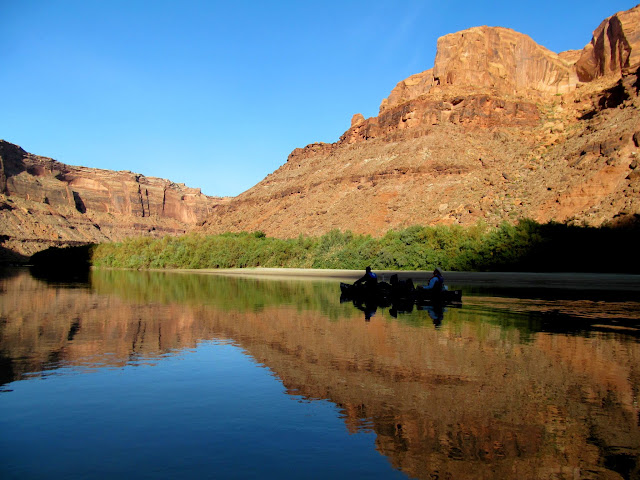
[200,5,640,238]
[0,140,227,261]
[576,4,640,81]
[379,26,578,112]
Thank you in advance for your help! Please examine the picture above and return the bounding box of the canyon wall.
[200,5,640,239]
[0,140,226,261]
[379,26,578,114]
[199,5,640,238]
[4,5,640,257]
[576,4,640,81]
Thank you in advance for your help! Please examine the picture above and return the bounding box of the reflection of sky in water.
[1,339,405,479]
[1,269,639,480]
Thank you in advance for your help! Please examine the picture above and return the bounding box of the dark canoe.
[340,282,462,304]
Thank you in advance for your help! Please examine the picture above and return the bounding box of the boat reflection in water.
[339,275,462,325]
[342,290,453,326]
[1,268,639,479]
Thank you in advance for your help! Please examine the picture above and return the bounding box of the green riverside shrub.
[89,220,640,273]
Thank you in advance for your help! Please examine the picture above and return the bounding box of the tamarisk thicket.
[87,219,640,273]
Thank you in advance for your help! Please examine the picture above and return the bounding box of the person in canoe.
[423,267,445,292]
[354,266,378,289]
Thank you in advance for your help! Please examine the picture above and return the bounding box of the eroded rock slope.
[200,5,640,238]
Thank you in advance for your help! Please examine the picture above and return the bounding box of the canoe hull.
[340,282,462,304]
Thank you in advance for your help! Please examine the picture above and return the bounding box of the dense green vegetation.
[89,219,640,273]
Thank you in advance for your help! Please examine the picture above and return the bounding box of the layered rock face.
[576,4,640,81]
[379,26,578,113]
[0,140,226,261]
[201,5,640,238]
[431,27,578,95]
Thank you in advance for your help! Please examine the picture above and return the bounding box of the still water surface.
[1,268,639,479]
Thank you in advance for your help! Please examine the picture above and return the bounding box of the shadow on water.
[28,244,93,286]
[459,284,639,303]
[0,242,29,266]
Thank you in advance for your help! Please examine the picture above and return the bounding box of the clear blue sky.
[1,1,636,197]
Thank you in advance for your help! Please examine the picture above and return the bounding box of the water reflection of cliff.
[1,269,639,479]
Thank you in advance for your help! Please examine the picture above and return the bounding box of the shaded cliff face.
[200,5,640,238]
[0,140,227,261]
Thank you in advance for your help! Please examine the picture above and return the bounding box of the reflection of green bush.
[90,220,640,273]
[89,270,542,338]
[90,269,355,320]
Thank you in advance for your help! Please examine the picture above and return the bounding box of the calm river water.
[1,268,639,479]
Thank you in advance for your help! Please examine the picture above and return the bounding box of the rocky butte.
[199,4,640,238]
[0,140,227,262]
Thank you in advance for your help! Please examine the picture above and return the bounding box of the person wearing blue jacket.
[354,266,378,289]
[424,268,444,291]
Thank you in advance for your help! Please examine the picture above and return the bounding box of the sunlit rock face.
[200,5,640,238]
[431,27,578,95]
[576,4,640,81]
[380,5,640,108]
[0,140,227,260]
[379,26,578,111]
